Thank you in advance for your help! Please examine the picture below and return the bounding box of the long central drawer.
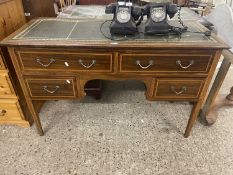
[17,51,113,72]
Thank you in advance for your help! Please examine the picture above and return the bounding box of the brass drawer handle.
[36,58,55,67]
[43,85,60,94]
[78,59,96,69]
[0,109,7,117]
[136,60,154,69]
[171,86,187,95]
[176,60,194,69]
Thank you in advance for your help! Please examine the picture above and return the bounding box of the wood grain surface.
[0,18,229,137]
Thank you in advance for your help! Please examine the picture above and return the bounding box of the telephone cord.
[177,5,188,31]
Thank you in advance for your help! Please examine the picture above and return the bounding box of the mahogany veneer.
[0,18,228,137]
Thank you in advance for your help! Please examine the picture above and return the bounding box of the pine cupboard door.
[0,2,13,39]
[8,0,26,30]
[0,0,26,40]
[0,16,6,40]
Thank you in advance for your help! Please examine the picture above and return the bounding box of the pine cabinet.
[0,0,29,127]
[0,0,26,40]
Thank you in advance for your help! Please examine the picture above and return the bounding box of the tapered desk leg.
[201,56,231,125]
[31,101,44,136]
[184,50,225,137]
[184,101,202,138]
[8,48,44,136]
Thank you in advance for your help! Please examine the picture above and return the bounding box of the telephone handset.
[103,2,188,39]
[143,3,187,35]
[105,1,143,35]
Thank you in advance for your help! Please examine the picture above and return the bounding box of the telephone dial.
[104,1,188,37]
[143,2,187,34]
[105,0,143,35]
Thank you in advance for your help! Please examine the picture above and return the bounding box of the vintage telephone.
[143,2,188,35]
[103,1,188,38]
[105,0,143,35]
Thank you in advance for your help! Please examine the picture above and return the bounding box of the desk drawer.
[0,72,15,96]
[154,79,204,99]
[0,99,23,121]
[18,51,113,72]
[120,54,212,73]
[26,78,76,98]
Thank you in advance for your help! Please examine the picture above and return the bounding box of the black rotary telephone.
[105,0,143,35]
[143,2,188,35]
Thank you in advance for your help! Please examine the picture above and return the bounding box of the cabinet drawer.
[120,54,212,73]
[154,79,204,99]
[18,51,113,72]
[0,55,5,69]
[26,78,77,98]
[0,72,15,97]
[0,99,23,121]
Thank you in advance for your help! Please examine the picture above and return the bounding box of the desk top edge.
[0,18,229,50]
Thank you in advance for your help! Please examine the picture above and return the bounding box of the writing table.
[0,18,228,137]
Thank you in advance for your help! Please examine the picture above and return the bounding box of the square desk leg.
[8,48,44,136]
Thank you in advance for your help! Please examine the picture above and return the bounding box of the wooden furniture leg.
[227,87,233,100]
[205,89,233,124]
[8,48,44,136]
[201,50,233,125]
[184,50,222,137]
[185,101,202,137]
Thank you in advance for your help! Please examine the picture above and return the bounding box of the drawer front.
[120,54,212,73]
[154,79,204,99]
[0,55,5,69]
[18,51,113,72]
[0,72,15,96]
[0,99,23,121]
[26,78,76,98]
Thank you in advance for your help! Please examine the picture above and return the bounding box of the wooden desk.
[0,18,228,137]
